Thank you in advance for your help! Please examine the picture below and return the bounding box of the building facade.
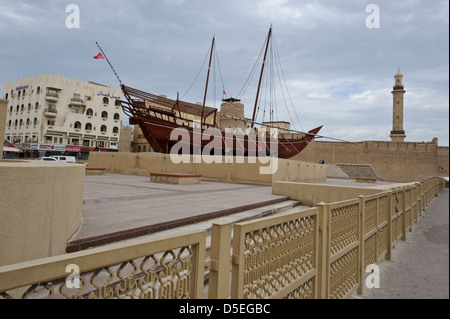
[3,74,123,158]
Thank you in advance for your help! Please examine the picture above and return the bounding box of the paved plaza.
[67,174,293,251]
[366,188,449,299]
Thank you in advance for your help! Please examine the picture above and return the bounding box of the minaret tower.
[390,69,406,142]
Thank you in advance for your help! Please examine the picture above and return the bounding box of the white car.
[50,156,76,163]
[35,157,57,161]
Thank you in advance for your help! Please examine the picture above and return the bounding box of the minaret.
[390,69,406,142]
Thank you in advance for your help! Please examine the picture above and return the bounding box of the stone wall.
[0,160,85,266]
[87,152,327,185]
[0,99,7,154]
[298,140,449,182]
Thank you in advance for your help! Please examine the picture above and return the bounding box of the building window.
[85,123,92,131]
[37,87,41,94]
[100,125,107,133]
[114,113,120,121]
[113,126,119,134]
[101,111,108,119]
[86,108,94,117]
[74,121,82,129]
[103,97,109,105]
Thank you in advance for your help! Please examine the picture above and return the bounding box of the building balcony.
[45,124,65,133]
[70,98,84,106]
[44,108,58,118]
[45,93,59,102]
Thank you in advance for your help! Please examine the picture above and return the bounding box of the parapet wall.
[299,140,449,182]
[87,152,327,185]
[0,160,85,266]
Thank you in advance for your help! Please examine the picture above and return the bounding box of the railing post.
[401,187,406,241]
[386,191,393,261]
[357,195,365,296]
[208,218,232,299]
[317,202,329,299]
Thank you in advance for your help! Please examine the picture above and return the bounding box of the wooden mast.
[201,36,215,125]
[251,26,272,128]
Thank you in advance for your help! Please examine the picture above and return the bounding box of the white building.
[3,74,122,158]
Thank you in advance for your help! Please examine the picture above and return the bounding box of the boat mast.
[251,26,272,128]
[201,36,215,124]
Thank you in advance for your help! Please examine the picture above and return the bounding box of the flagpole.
[95,41,123,86]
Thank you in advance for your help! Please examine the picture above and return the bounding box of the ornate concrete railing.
[0,230,206,299]
[0,177,445,299]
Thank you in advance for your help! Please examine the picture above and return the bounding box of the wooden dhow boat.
[98,26,323,159]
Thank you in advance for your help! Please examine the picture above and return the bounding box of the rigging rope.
[181,38,228,105]
[180,42,211,100]
[272,31,304,132]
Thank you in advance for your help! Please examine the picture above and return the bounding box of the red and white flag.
[93,52,104,60]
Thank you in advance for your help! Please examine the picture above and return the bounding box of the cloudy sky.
[0,0,448,145]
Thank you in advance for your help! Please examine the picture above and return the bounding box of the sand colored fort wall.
[0,161,84,266]
[87,152,327,185]
[299,140,449,182]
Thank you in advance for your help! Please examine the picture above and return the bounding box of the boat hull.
[133,115,322,159]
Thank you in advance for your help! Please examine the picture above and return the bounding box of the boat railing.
[120,99,216,130]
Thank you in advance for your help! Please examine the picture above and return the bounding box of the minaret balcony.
[393,86,404,90]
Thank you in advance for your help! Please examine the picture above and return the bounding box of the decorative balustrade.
[0,177,445,299]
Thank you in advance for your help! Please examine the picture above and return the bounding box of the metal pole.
[95,41,123,86]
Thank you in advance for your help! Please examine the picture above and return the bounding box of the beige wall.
[0,160,85,266]
[87,152,327,185]
[272,180,415,206]
[0,99,7,154]
[298,140,448,182]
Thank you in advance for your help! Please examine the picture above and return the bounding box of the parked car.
[35,157,57,161]
[50,156,76,163]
